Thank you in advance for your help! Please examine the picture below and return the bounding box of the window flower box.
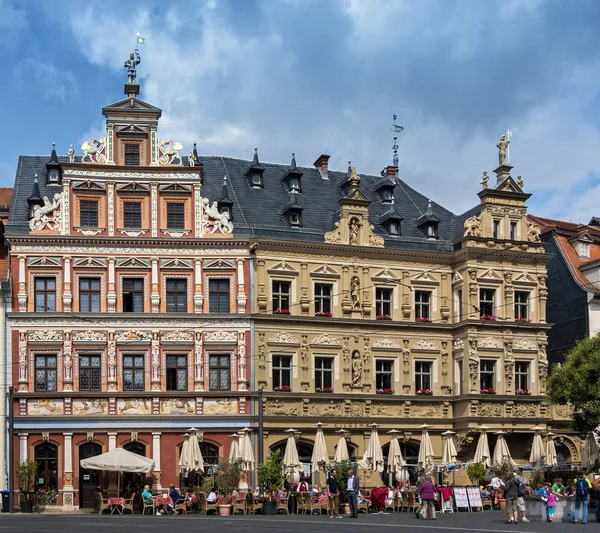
[515,318,532,323]
[416,389,433,395]
[416,317,432,323]
[315,311,333,317]
[274,309,290,315]
[315,387,333,393]
[376,388,394,394]
[480,315,497,321]
[273,385,291,392]
[376,314,392,320]
[480,387,496,394]
[515,389,531,395]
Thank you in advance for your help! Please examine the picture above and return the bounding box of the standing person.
[551,478,565,496]
[326,470,341,519]
[574,471,591,524]
[347,469,359,519]
[594,475,600,523]
[513,469,530,523]
[417,476,438,520]
[542,490,559,523]
[504,474,519,524]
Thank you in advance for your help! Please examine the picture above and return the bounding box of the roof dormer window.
[426,224,438,239]
[247,148,265,189]
[289,175,301,193]
[579,241,590,259]
[45,143,62,185]
[416,200,440,240]
[389,220,400,236]
[382,188,394,202]
[289,211,302,227]
[282,153,303,193]
[251,173,263,188]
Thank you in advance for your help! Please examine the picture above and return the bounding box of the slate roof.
[7,153,482,253]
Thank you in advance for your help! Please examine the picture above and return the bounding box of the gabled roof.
[102,97,162,115]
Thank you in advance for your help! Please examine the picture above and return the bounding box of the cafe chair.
[123,493,135,514]
[174,497,188,515]
[276,495,289,514]
[142,497,155,515]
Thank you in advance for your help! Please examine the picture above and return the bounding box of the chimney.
[313,154,330,179]
[382,165,397,180]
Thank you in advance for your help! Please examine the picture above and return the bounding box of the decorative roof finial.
[390,114,404,170]
[189,142,199,167]
[348,167,360,190]
[290,153,297,170]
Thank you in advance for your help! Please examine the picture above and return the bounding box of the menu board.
[466,487,483,508]
[453,487,470,509]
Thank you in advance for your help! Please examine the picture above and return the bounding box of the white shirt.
[348,476,355,491]
[207,491,216,503]
[491,477,504,489]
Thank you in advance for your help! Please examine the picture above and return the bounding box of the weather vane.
[390,115,404,169]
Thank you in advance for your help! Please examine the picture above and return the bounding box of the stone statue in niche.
[349,217,360,245]
[352,350,363,385]
[350,276,360,308]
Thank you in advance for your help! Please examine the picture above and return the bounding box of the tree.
[546,334,600,433]
[16,460,38,502]
[466,463,487,486]
[334,460,358,504]
[214,458,245,497]
[257,449,286,502]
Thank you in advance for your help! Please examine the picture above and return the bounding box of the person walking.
[326,469,341,519]
[574,471,591,524]
[504,474,519,524]
[513,469,530,523]
[346,469,359,518]
[418,476,438,520]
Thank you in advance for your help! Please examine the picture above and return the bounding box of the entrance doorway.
[79,442,102,508]
[123,442,147,495]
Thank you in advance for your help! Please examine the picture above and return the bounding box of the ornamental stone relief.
[161,331,194,342]
[410,403,442,418]
[514,338,537,351]
[264,399,299,416]
[28,330,63,342]
[311,334,340,346]
[372,338,401,349]
[309,401,342,417]
[477,337,503,350]
[203,331,237,343]
[478,402,503,417]
[268,332,298,345]
[72,330,107,343]
[453,339,464,351]
[114,330,152,342]
[512,403,537,418]
[412,339,438,351]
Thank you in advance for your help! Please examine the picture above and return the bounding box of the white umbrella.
[417,424,435,472]
[358,423,384,472]
[283,429,301,474]
[80,447,155,472]
[474,425,491,468]
[239,428,255,472]
[188,428,204,473]
[386,430,406,472]
[229,433,240,461]
[492,431,514,466]
[545,432,558,467]
[311,422,329,472]
[441,430,457,466]
[334,429,350,463]
[179,433,191,471]
[582,432,600,470]
[529,426,546,470]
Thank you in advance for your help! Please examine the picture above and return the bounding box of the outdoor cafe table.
[107,497,125,514]
[155,496,173,514]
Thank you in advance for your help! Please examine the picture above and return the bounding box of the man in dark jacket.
[504,475,519,524]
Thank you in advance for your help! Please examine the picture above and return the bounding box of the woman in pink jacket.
[418,476,438,520]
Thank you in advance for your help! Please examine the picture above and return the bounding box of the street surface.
[0,511,597,533]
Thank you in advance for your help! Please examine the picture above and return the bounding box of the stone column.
[440,273,450,322]
[107,332,117,391]
[300,263,309,315]
[341,265,351,315]
[107,259,116,312]
[151,183,158,237]
[63,331,73,391]
[107,433,118,494]
[150,127,159,166]
[257,259,267,312]
[63,256,72,312]
[152,433,162,492]
[17,256,26,312]
[106,125,115,165]
[151,331,161,391]
[62,433,75,510]
[401,270,411,320]
[236,258,247,313]
[61,179,71,235]
[151,258,160,312]
[467,268,479,319]
[193,183,203,235]
[194,332,204,391]
[194,259,203,313]
[107,182,115,236]
[19,433,28,462]
[361,266,371,317]
[538,275,547,323]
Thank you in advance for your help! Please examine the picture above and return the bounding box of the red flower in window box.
[480,387,496,394]
[274,309,290,315]
[515,389,531,395]
[416,389,433,395]
[315,311,333,317]
[480,315,497,321]
[376,388,394,394]
[376,314,392,320]
[416,317,432,323]
[273,385,291,392]
[315,387,333,393]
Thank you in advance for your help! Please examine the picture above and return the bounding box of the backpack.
[514,478,527,497]
[576,478,589,498]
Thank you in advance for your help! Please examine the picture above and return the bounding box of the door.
[79,442,102,508]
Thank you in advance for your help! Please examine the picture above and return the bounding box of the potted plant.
[273,385,291,392]
[480,315,497,321]
[216,495,234,515]
[315,311,333,317]
[16,460,37,513]
[376,314,392,320]
[334,460,358,515]
[376,388,394,395]
[36,487,58,511]
[480,387,496,394]
[416,389,433,395]
[258,449,286,515]
[214,458,244,515]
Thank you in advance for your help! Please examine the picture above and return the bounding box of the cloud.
[14,60,79,102]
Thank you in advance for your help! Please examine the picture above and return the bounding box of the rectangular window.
[272,281,291,313]
[34,277,56,312]
[479,288,495,317]
[314,283,332,315]
[123,354,145,391]
[510,222,517,241]
[272,355,292,390]
[166,354,188,391]
[124,144,140,166]
[480,360,495,391]
[415,290,431,320]
[415,361,433,391]
[375,288,393,317]
[80,200,99,227]
[456,289,463,322]
[166,279,187,313]
[457,360,463,396]
[493,220,501,240]
[35,354,57,392]
[79,278,101,313]
[514,291,529,320]
[375,359,393,391]
[166,202,185,229]
[123,278,144,312]
[515,361,530,392]
[123,202,142,228]
[315,357,333,391]
[209,279,230,313]
[79,354,101,392]
[209,354,230,391]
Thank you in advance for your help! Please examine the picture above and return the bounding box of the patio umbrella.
[359,423,384,472]
[239,428,255,472]
[311,422,329,472]
[441,430,457,466]
[179,433,191,471]
[582,432,600,470]
[529,426,546,470]
[545,432,558,467]
[473,425,491,468]
[334,429,350,463]
[386,429,406,485]
[80,447,155,472]
[229,433,240,461]
[417,424,435,472]
[492,431,514,466]
[188,428,204,473]
[283,429,302,474]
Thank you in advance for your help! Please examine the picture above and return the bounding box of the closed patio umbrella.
[283,428,301,474]
[492,431,514,466]
[582,432,600,470]
[545,432,558,467]
[311,422,329,472]
[188,428,204,473]
[239,428,255,472]
[529,426,546,470]
[417,424,435,472]
[229,433,240,461]
[473,425,491,468]
[179,433,191,472]
[441,430,457,466]
[386,429,406,485]
[358,423,384,472]
[334,429,350,463]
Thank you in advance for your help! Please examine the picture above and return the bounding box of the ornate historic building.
[7,74,251,509]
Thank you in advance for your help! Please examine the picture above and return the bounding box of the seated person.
[169,484,181,506]
[310,485,320,496]
[297,480,310,492]
[207,488,217,503]
[480,486,491,499]
[142,484,153,505]
[357,492,368,504]
[253,487,260,497]
[231,488,239,500]
[157,492,174,515]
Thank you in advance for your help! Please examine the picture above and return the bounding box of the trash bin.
[1,490,9,513]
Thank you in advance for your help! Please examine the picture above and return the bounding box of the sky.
[1,0,600,220]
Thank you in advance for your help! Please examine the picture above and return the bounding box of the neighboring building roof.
[0,188,13,211]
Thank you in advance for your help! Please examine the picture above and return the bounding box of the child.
[542,491,559,522]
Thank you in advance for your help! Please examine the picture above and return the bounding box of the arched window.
[200,442,219,466]
[555,442,572,464]
[123,441,146,456]
[35,443,58,490]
